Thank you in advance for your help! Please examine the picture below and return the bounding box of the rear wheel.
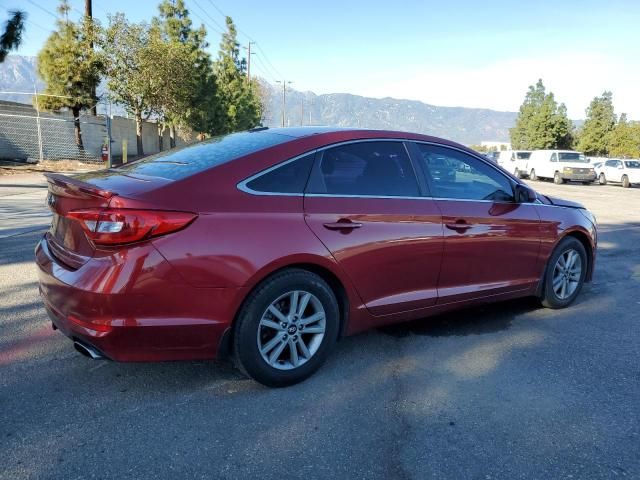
[622,175,631,188]
[234,269,339,387]
[529,169,537,181]
[514,168,522,179]
[554,171,565,184]
[541,237,587,309]
[599,173,607,185]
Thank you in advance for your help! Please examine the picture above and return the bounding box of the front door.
[303,140,444,316]
[410,142,542,304]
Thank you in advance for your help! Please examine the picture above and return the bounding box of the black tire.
[622,175,630,188]
[514,168,522,179]
[598,173,607,185]
[529,169,537,181]
[233,269,340,387]
[554,171,565,184]
[541,237,588,309]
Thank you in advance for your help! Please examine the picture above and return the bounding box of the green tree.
[609,114,640,158]
[214,17,262,134]
[1,10,25,62]
[103,14,197,156]
[35,1,103,149]
[576,91,616,155]
[510,79,573,150]
[153,0,218,142]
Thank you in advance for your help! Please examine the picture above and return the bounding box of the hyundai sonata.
[36,127,597,386]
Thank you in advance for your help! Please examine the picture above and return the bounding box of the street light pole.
[244,41,255,83]
[276,80,292,127]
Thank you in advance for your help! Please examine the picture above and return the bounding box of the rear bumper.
[35,235,247,362]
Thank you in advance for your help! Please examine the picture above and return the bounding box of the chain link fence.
[0,90,109,164]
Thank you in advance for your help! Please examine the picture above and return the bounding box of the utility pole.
[85,0,96,116]
[244,42,255,83]
[276,80,292,127]
[300,98,304,126]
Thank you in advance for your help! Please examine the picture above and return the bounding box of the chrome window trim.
[237,138,419,197]
[305,193,427,200]
[236,137,537,204]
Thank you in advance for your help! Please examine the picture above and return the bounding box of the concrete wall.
[0,100,195,161]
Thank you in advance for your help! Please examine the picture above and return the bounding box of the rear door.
[303,140,444,316]
[410,143,542,304]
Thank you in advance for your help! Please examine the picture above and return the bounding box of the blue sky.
[3,0,640,118]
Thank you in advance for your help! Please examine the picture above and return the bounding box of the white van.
[527,150,596,184]
[495,150,532,178]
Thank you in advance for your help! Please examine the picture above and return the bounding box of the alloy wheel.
[257,290,326,370]
[552,249,582,300]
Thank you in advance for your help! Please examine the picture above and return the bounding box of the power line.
[25,18,53,33]
[25,0,58,19]
[254,43,283,79]
[252,55,278,83]
[202,0,284,79]
[188,7,224,37]
[190,0,225,34]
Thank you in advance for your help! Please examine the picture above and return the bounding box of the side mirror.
[514,184,537,203]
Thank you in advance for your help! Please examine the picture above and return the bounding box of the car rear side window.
[115,131,291,181]
[306,141,420,197]
[245,154,315,194]
[414,143,514,202]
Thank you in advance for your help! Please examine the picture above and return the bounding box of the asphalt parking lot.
[1,173,639,479]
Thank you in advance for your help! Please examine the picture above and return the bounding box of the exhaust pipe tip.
[73,340,105,360]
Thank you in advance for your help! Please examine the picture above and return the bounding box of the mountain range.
[1,55,517,144]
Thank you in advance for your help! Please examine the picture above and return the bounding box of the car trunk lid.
[43,171,173,269]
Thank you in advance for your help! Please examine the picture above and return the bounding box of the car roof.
[250,126,473,152]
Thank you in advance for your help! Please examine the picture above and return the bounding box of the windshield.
[516,152,531,159]
[625,161,640,168]
[115,131,291,180]
[558,152,587,163]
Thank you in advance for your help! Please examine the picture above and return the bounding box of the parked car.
[36,127,597,387]
[595,159,640,188]
[527,150,596,184]
[484,151,500,163]
[495,150,532,178]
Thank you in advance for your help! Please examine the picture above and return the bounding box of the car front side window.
[414,143,514,202]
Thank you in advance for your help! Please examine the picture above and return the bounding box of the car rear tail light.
[67,209,197,246]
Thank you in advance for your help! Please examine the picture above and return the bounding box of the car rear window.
[115,131,291,180]
[245,153,315,194]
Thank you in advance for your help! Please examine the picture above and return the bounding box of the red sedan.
[36,127,597,387]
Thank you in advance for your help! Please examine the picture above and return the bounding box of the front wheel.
[514,168,522,179]
[599,173,607,185]
[541,237,587,309]
[530,169,537,181]
[554,171,565,184]
[622,175,631,188]
[234,269,340,387]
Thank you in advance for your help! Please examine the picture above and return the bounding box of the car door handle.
[445,220,472,232]
[323,220,363,230]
